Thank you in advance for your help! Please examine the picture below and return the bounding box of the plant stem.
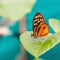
[33,57,39,60]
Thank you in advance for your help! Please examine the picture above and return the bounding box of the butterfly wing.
[37,23,49,37]
[33,12,49,37]
[33,12,44,37]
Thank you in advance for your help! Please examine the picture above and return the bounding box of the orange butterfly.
[32,12,49,37]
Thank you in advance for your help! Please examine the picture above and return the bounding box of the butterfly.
[32,12,49,38]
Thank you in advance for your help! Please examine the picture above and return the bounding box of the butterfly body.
[32,12,49,38]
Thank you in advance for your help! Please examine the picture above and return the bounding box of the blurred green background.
[0,0,60,60]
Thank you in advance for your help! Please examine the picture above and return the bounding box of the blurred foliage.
[0,0,36,21]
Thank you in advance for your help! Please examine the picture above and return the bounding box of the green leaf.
[20,31,60,58]
[0,0,36,21]
[49,18,60,33]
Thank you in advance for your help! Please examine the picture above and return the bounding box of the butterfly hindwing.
[37,23,49,37]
